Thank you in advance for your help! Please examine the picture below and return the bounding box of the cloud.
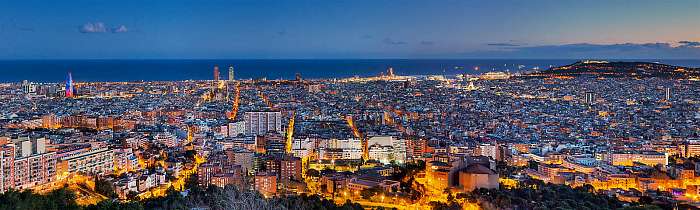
[383,38,407,45]
[420,41,435,45]
[79,22,129,34]
[679,41,700,47]
[79,22,107,33]
[487,43,521,47]
[361,34,373,39]
[111,25,128,33]
[462,41,700,59]
[277,30,287,36]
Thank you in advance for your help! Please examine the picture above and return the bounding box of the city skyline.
[3,1,700,210]
[1,0,699,59]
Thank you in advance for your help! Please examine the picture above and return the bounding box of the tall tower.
[65,72,74,98]
[585,92,594,104]
[213,65,220,81]
[387,67,395,77]
[228,65,235,81]
[665,87,671,101]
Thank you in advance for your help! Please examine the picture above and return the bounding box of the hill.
[526,60,700,78]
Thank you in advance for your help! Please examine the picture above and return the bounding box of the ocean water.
[0,59,699,82]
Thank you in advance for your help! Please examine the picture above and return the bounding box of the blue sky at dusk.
[0,0,699,59]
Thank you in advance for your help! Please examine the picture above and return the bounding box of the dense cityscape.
[0,61,699,210]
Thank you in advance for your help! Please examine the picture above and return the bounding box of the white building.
[227,121,246,137]
[318,138,363,160]
[366,136,406,164]
[291,137,315,158]
[154,132,178,147]
[244,111,282,136]
[60,148,114,175]
[476,144,498,160]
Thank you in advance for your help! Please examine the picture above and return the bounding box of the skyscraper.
[228,65,235,81]
[387,67,395,77]
[213,65,220,81]
[584,92,595,104]
[665,87,671,101]
[65,72,74,98]
[244,111,282,136]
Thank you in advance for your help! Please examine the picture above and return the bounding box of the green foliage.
[0,187,79,210]
[306,169,321,177]
[0,184,362,210]
[183,150,197,161]
[359,187,382,200]
[618,205,663,210]
[465,179,632,210]
[94,176,118,199]
[527,160,539,170]
[84,200,144,210]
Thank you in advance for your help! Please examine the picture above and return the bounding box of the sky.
[0,0,699,59]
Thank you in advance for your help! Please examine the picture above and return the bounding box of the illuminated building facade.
[228,65,234,81]
[280,156,301,182]
[0,137,57,192]
[457,164,499,192]
[213,65,220,81]
[59,148,114,176]
[65,72,74,98]
[254,172,277,196]
[608,151,668,167]
[244,111,282,136]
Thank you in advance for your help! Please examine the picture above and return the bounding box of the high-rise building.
[0,137,57,192]
[584,92,595,104]
[244,111,283,136]
[254,172,277,196]
[213,65,220,81]
[387,67,395,77]
[65,72,74,98]
[21,80,36,95]
[280,156,301,182]
[228,66,235,81]
[58,148,114,176]
[665,87,671,101]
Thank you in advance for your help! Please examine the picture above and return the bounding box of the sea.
[1,59,700,83]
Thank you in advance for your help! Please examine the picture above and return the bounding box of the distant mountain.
[525,60,700,78]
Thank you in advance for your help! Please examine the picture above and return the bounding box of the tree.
[306,169,320,178]
[94,176,118,198]
[638,196,654,205]
[360,187,381,200]
[527,160,539,170]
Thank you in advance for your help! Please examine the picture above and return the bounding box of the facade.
[475,144,498,161]
[457,164,499,192]
[255,172,277,197]
[290,137,314,158]
[367,136,407,164]
[280,156,302,182]
[227,121,245,137]
[113,148,139,172]
[609,151,668,167]
[318,138,363,160]
[213,65,220,81]
[59,148,114,175]
[0,137,57,192]
[154,132,178,147]
[65,72,74,98]
[244,111,282,136]
[228,66,235,81]
[681,139,700,158]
